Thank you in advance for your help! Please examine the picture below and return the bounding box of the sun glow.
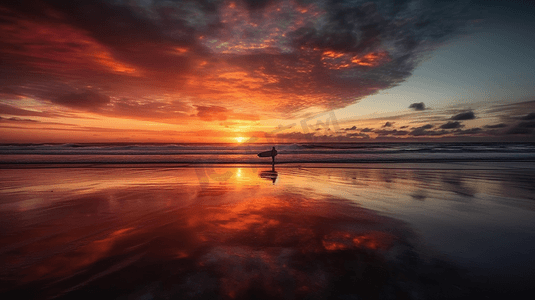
[234,137,246,143]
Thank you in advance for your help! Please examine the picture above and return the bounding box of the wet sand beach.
[1,163,534,299]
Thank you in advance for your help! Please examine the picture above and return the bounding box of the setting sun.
[234,137,246,143]
[1,0,535,298]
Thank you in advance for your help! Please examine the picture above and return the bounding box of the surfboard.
[258,149,277,157]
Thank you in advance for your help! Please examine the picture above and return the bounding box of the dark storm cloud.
[520,112,535,121]
[484,123,507,129]
[382,122,393,127]
[505,127,533,135]
[518,121,535,129]
[409,124,437,136]
[409,102,426,111]
[479,102,535,135]
[1,0,208,51]
[242,0,278,11]
[0,0,210,120]
[343,125,357,131]
[440,121,463,129]
[273,0,471,111]
[414,124,434,130]
[484,100,535,119]
[451,111,475,120]
[0,0,472,118]
[291,0,468,52]
[375,129,408,136]
[506,121,535,135]
[453,127,481,135]
[478,101,535,137]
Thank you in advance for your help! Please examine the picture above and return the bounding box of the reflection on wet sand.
[259,165,278,184]
[1,164,534,299]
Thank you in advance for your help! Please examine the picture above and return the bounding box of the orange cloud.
[195,105,259,121]
[0,0,472,142]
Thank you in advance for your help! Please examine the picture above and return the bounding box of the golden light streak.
[320,49,391,69]
[351,52,390,67]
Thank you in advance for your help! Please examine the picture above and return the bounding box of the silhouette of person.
[259,147,278,184]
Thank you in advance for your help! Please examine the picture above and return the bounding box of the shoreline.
[1,160,534,299]
[1,159,535,169]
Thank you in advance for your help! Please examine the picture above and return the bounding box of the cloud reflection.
[2,165,534,299]
[0,167,459,299]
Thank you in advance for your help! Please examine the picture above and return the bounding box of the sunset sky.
[1,0,534,143]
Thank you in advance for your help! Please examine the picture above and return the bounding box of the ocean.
[1,143,534,299]
[1,142,534,164]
